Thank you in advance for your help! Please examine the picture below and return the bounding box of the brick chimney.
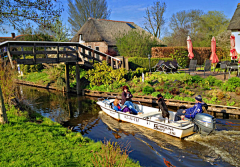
[11,33,15,39]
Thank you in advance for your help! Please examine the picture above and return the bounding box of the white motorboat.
[97,97,216,138]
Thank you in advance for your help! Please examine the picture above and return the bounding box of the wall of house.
[232,31,240,54]
[80,41,108,60]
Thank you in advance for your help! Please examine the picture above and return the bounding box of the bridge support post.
[124,57,129,70]
[76,64,81,95]
[111,57,114,69]
[65,63,70,93]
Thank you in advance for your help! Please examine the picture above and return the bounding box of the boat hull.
[97,100,194,138]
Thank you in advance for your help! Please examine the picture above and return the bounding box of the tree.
[68,0,111,34]
[0,0,63,33]
[143,1,166,39]
[0,85,8,124]
[116,30,161,58]
[163,10,203,46]
[193,11,230,47]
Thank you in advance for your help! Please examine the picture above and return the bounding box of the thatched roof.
[228,3,240,30]
[71,18,161,46]
[0,34,27,43]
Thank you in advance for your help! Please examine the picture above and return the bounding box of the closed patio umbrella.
[187,36,194,59]
[210,36,219,71]
[210,37,219,63]
[210,37,219,71]
[230,34,238,62]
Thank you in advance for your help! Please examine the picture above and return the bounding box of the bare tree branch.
[143,1,166,39]
[68,0,111,34]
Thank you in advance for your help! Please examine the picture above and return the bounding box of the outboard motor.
[193,113,216,135]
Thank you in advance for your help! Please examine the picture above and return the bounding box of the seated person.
[174,95,203,121]
[121,86,141,115]
[113,98,131,114]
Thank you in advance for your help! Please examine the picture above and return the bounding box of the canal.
[18,85,240,167]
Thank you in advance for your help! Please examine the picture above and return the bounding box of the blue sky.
[1,0,239,37]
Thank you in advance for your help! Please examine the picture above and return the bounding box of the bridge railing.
[0,41,123,69]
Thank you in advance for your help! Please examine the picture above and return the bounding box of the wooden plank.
[57,43,59,62]
[76,64,81,95]
[10,50,77,55]
[65,63,70,93]
[7,45,14,69]
[33,43,36,64]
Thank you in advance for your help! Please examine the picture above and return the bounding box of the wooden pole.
[111,57,114,69]
[0,86,8,124]
[76,64,81,95]
[65,63,70,93]
[7,45,14,69]
[57,43,59,63]
[33,43,36,64]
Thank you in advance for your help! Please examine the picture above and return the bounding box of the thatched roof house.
[0,33,27,43]
[228,3,240,31]
[228,3,240,53]
[71,18,160,56]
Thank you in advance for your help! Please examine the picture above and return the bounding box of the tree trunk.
[0,86,8,124]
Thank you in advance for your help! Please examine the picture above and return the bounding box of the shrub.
[170,48,189,68]
[217,91,225,100]
[203,76,217,86]
[128,57,173,70]
[191,75,203,83]
[173,95,184,101]
[143,86,154,95]
[86,61,127,89]
[151,92,159,97]
[164,92,174,99]
[183,97,195,102]
[236,87,240,95]
[227,77,240,88]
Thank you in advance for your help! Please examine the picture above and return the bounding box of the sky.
[1,0,239,37]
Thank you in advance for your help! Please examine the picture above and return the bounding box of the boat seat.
[170,120,191,127]
[139,111,161,118]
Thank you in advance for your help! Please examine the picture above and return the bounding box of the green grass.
[20,70,50,84]
[0,105,140,167]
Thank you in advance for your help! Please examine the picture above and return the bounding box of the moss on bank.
[0,105,140,166]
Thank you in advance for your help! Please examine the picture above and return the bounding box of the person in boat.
[113,98,131,113]
[174,95,204,121]
[121,86,141,115]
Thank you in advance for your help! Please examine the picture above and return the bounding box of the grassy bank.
[0,105,140,166]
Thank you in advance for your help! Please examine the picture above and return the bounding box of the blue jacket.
[185,103,203,119]
[113,105,122,111]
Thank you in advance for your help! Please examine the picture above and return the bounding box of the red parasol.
[187,36,194,59]
[230,34,238,61]
[210,36,219,63]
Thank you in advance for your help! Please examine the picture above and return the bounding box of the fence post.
[0,86,8,124]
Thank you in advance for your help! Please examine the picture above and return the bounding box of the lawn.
[0,105,140,166]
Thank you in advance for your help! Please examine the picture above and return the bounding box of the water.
[18,85,240,167]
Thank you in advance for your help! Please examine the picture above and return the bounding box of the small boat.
[97,97,216,138]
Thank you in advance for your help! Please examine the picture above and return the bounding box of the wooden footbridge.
[0,41,127,94]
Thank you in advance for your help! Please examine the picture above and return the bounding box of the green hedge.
[128,57,173,70]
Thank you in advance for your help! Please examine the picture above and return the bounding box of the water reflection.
[18,85,239,167]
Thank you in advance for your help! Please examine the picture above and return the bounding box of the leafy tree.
[0,0,63,33]
[143,1,166,39]
[68,0,111,34]
[19,19,70,42]
[116,30,161,58]
[193,11,229,47]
